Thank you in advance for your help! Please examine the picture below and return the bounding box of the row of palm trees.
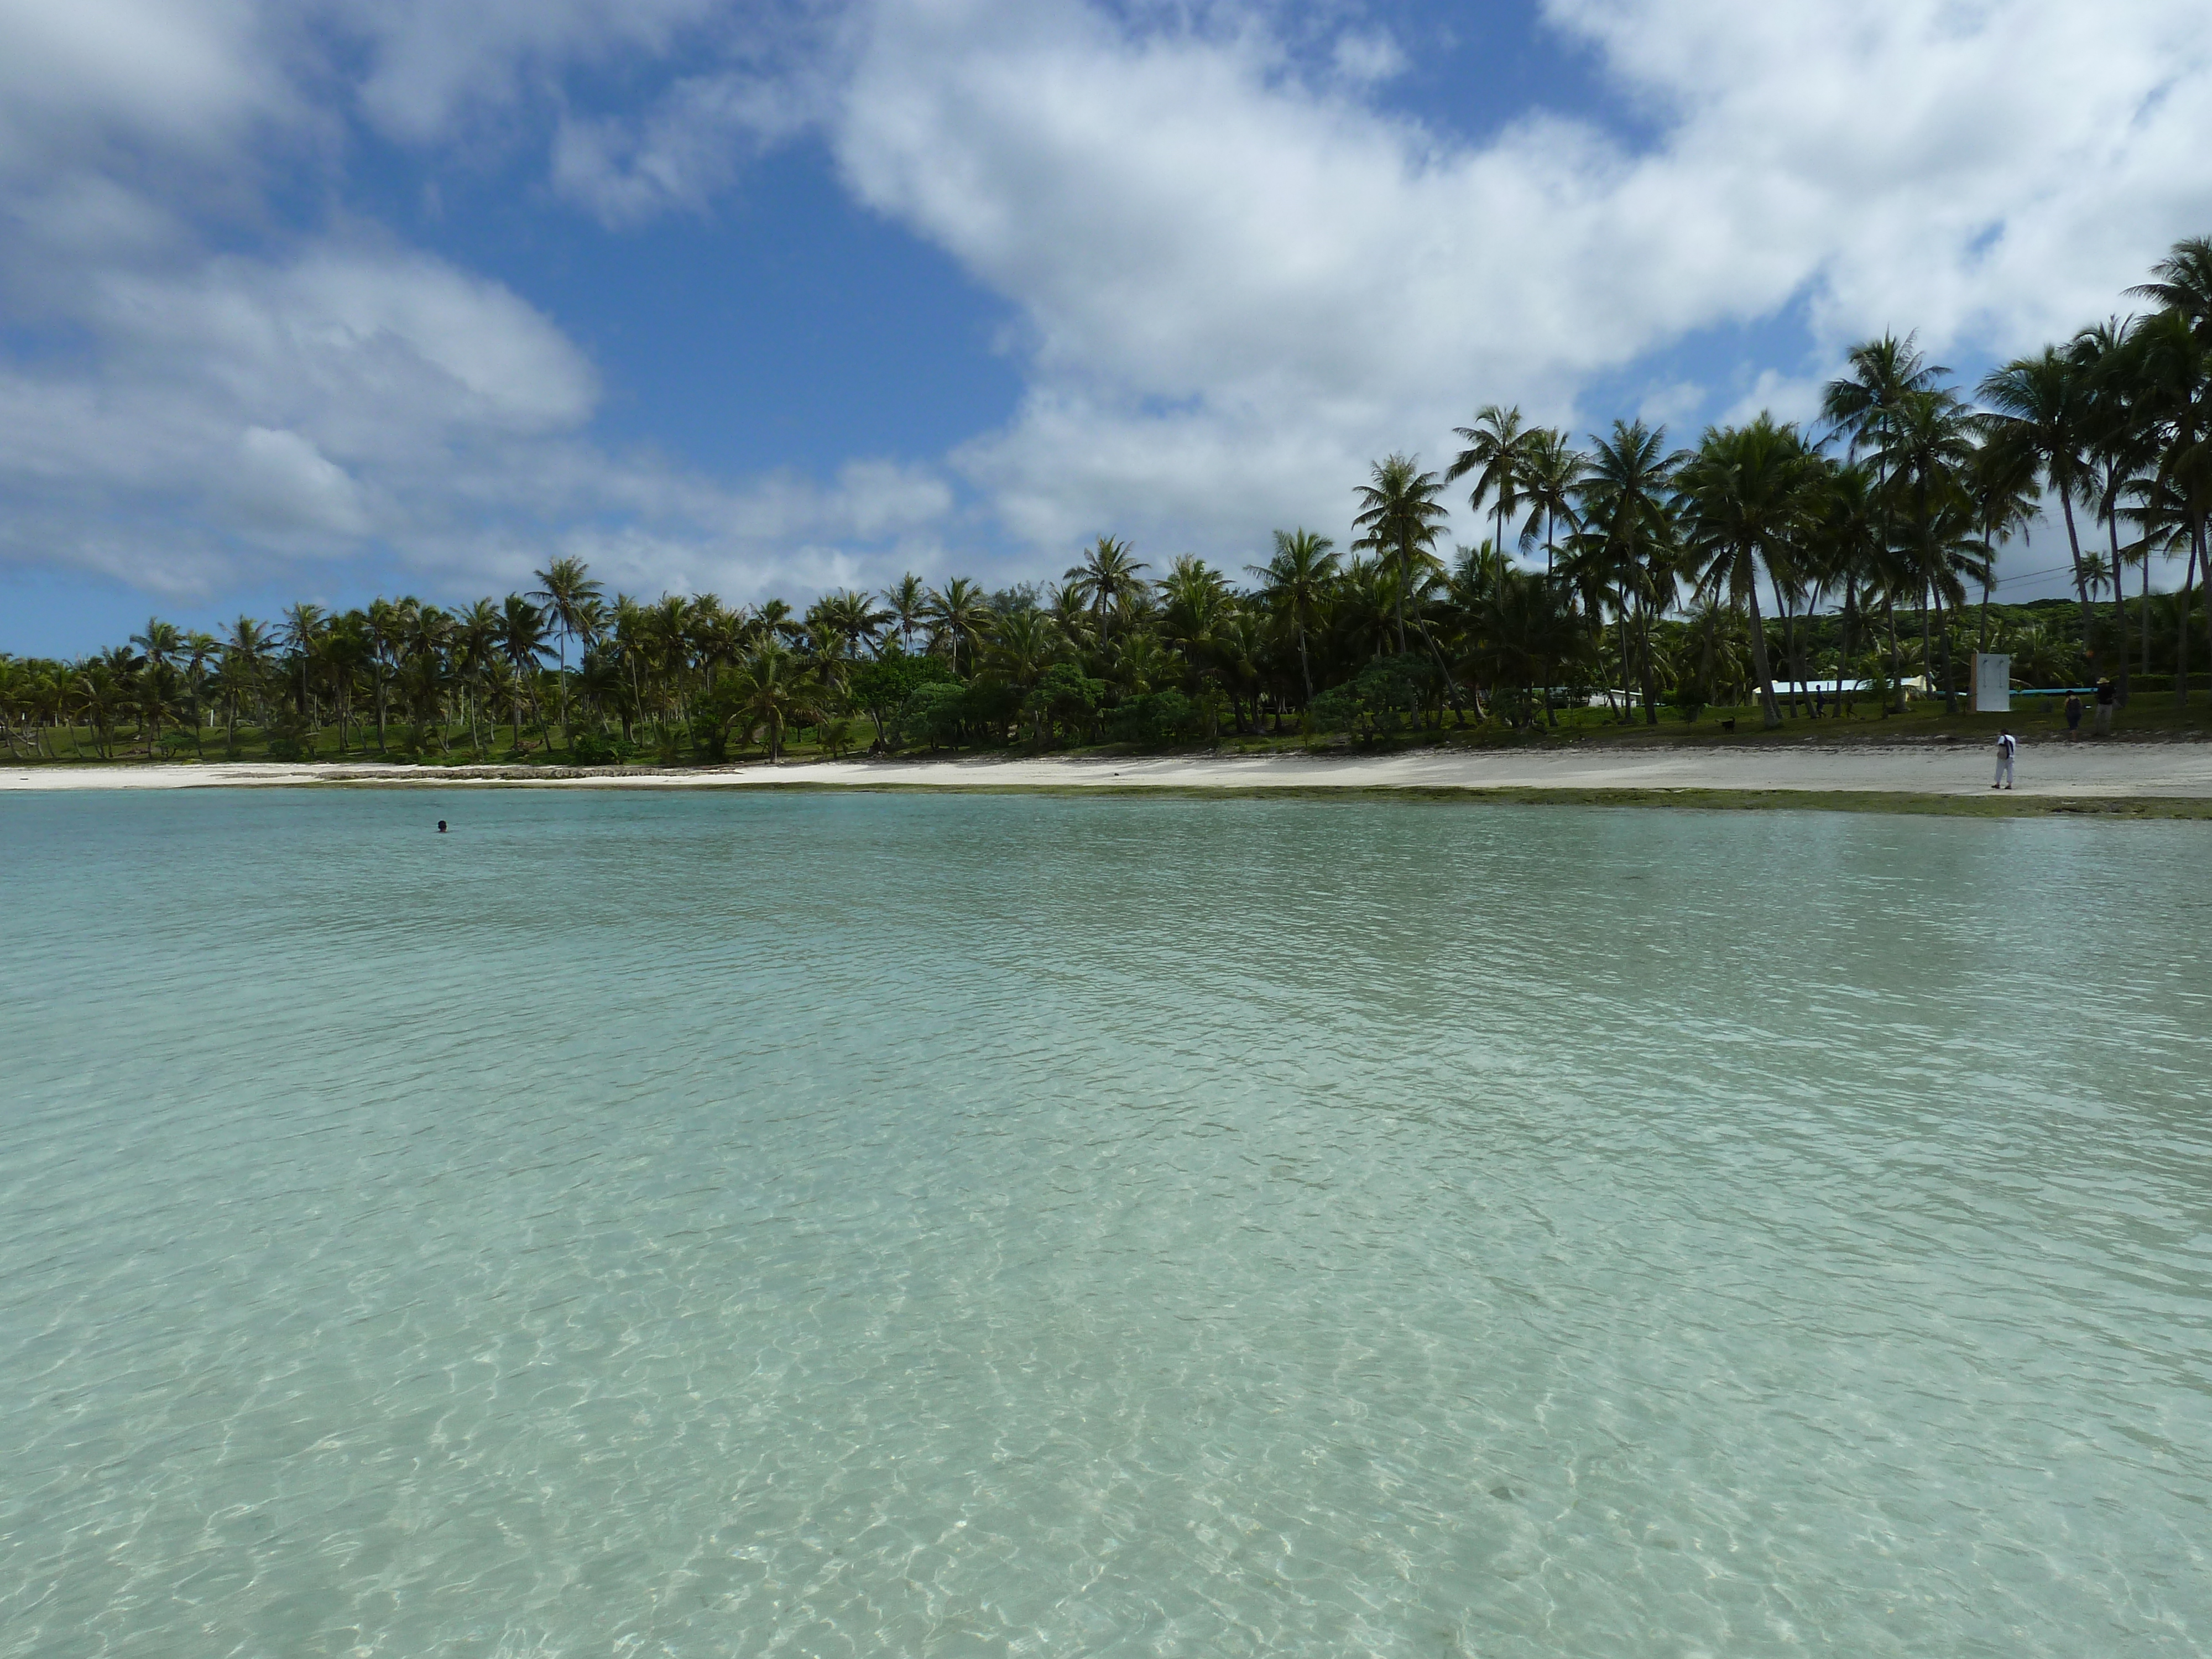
[6,238,2208,758]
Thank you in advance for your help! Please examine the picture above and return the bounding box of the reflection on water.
[2,790,2209,1657]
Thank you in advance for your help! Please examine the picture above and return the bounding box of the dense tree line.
[7,238,2212,763]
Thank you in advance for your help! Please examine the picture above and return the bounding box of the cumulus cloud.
[0,0,954,604]
[0,210,952,598]
[4,0,2210,618]
[551,68,826,225]
[825,0,2212,556]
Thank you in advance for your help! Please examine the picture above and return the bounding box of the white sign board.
[1973,653,2011,713]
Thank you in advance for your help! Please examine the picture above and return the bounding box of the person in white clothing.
[1992,728,2018,790]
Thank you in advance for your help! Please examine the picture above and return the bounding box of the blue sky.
[3,0,2209,656]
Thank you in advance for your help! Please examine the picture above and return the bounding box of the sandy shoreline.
[9,741,2212,801]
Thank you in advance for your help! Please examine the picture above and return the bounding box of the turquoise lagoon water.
[2,787,2209,1658]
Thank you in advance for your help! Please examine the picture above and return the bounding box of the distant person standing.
[1992,728,2018,791]
[2064,691,2083,736]
[2094,677,2116,735]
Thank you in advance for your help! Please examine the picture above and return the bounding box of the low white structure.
[1973,653,2012,713]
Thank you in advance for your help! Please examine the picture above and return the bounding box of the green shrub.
[1105,689,1194,745]
[572,731,637,766]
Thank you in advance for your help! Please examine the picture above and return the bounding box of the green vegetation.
[9,239,2212,769]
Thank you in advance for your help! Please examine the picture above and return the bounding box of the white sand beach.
[9,740,2212,798]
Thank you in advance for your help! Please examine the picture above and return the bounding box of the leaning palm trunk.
[2105,506,2131,703]
[1411,619,1467,723]
[1883,595,1901,716]
[1773,581,1802,718]
[1934,587,1956,712]
[1636,598,1660,726]
[2183,520,2204,708]
[2141,551,2153,683]
[2057,491,2094,662]
[1744,574,1781,728]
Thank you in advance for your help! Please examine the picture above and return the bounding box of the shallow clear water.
[2,789,2210,1658]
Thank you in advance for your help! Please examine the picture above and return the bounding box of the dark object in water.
[437,821,447,833]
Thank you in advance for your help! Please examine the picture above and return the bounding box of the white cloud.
[821,0,2212,558]
[1331,28,1404,87]
[551,69,825,225]
[0,0,952,606]
[233,426,370,535]
[5,0,2212,620]
[336,0,728,144]
[0,0,288,167]
[0,215,953,599]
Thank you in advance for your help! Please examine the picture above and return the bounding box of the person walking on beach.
[1992,727,2018,790]
[2094,677,2115,736]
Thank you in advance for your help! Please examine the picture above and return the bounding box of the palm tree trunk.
[1883,594,1901,716]
[1840,575,1859,717]
[1392,547,1408,657]
[1745,563,1781,729]
[1917,585,1935,712]
[2185,513,2203,708]
[2058,491,2095,663]
[1773,578,1800,718]
[557,638,571,752]
[1934,586,1956,713]
[1637,597,1660,726]
[2178,525,2200,707]
[2141,549,2153,682]
[1619,602,1637,726]
[2105,500,2131,705]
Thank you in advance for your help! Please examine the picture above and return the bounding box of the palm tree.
[716,645,816,761]
[879,574,928,652]
[179,633,220,754]
[76,659,128,758]
[810,589,892,661]
[923,577,994,676]
[1955,443,2034,671]
[451,600,504,753]
[1157,557,1234,733]
[1351,453,1448,655]
[1882,388,1982,709]
[1246,529,1339,706]
[987,608,1060,700]
[1477,568,1580,726]
[2074,317,2158,700]
[1979,347,2098,655]
[2128,235,2212,340]
[324,612,370,752]
[218,617,273,749]
[1824,333,1948,458]
[1515,429,1587,577]
[1677,416,1818,728]
[1825,334,1950,698]
[529,556,603,750]
[128,619,182,752]
[1064,537,1149,646]
[1574,420,1678,724]
[2122,293,2212,703]
[1446,404,1536,589]
[498,594,550,750]
[278,603,327,735]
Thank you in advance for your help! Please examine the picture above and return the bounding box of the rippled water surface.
[3,789,2210,1658]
